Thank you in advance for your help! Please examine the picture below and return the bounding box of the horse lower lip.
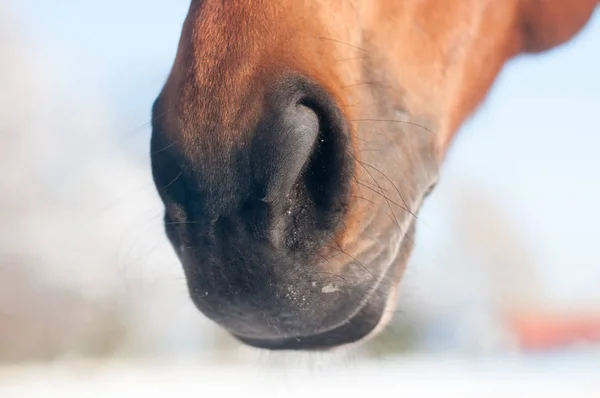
[229,252,401,351]
[232,296,386,350]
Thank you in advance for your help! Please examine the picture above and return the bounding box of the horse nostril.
[299,97,352,229]
[252,77,354,249]
[257,102,320,205]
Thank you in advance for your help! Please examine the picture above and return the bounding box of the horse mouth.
[230,221,416,351]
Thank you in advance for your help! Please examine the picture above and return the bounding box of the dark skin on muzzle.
[150,0,598,350]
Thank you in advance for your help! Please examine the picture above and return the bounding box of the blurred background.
[1,1,599,395]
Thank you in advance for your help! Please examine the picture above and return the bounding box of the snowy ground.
[1,355,599,398]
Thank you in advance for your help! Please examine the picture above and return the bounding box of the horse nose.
[151,76,358,342]
[251,78,354,249]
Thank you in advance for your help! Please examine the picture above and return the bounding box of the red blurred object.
[507,312,600,350]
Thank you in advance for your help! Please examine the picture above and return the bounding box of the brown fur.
[166,0,594,254]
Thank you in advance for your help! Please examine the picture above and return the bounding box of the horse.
[150,0,598,351]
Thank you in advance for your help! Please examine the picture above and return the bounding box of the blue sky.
[440,12,600,302]
[9,2,600,305]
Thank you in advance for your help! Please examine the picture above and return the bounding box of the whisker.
[342,81,391,89]
[325,232,377,281]
[350,177,419,251]
[359,161,418,221]
[352,175,390,193]
[335,56,369,62]
[315,252,331,264]
[151,140,178,155]
[164,220,203,226]
[162,169,184,189]
[311,271,348,282]
[318,36,369,53]
[352,153,407,246]
[354,180,411,215]
[349,119,435,136]
[324,251,345,261]
[350,195,376,205]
